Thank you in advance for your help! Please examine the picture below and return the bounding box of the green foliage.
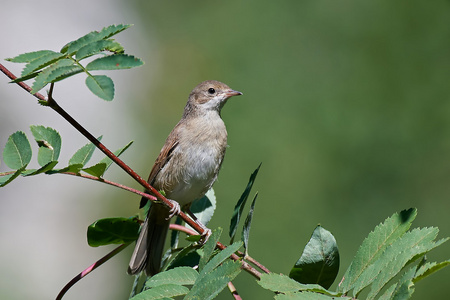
[0,126,133,185]
[6,24,143,100]
[258,273,344,297]
[85,75,115,101]
[257,208,449,300]
[97,140,134,171]
[2,131,32,169]
[87,217,140,247]
[0,166,27,187]
[198,228,223,272]
[145,267,198,288]
[186,188,216,233]
[229,163,261,243]
[69,136,103,166]
[289,225,339,290]
[339,208,417,293]
[128,229,242,300]
[30,125,61,166]
[241,193,257,256]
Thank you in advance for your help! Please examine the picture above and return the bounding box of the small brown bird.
[128,80,242,276]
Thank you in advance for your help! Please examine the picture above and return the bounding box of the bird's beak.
[225,89,243,97]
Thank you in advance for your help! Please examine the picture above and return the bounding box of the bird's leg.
[185,207,212,244]
[166,199,181,219]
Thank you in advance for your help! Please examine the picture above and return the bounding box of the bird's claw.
[166,199,181,220]
[199,228,212,245]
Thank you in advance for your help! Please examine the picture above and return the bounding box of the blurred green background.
[127,1,450,298]
[1,0,450,299]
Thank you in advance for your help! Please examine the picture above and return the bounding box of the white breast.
[158,111,227,206]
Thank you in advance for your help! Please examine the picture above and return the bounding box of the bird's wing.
[148,138,179,186]
[139,131,180,208]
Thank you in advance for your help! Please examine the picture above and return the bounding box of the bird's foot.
[166,199,181,220]
[198,227,212,245]
[190,216,211,244]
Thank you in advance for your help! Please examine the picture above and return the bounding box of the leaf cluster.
[0,126,132,186]
[129,230,243,300]
[6,24,143,100]
[1,125,449,300]
[257,208,449,300]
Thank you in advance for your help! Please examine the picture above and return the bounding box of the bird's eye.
[208,88,216,94]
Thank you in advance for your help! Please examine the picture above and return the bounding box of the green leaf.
[165,245,201,271]
[130,284,188,300]
[94,24,132,39]
[10,71,40,84]
[185,260,241,300]
[82,162,107,177]
[386,266,417,300]
[198,228,223,272]
[61,24,131,54]
[242,193,258,256]
[258,273,342,296]
[259,273,305,293]
[391,280,415,300]
[338,208,417,293]
[85,75,114,101]
[76,39,124,61]
[289,225,339,290]
[0,166,27,187]
[69,136,102,166]
[42,65,83,83]
[21,51,65,77]
[229,163,261,242]
[6,50,56,63]
[98,140,133,170]
[86,54,144,71]
[2,131,32,169]
[30,59,75,93]
[413,259,450,283]
[30,125,62,167]
[22,161,58,176]
[48,163,83,174]
[188,188,216,230]
[275,291,351,300]
[87,217,140,247]
[199,241,242,277]
[361,227,448,299]
[170,216,183,250]
[145,267,198,288]
[378,283,397,300]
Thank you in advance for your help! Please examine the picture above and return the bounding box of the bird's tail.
[128,202,170,276]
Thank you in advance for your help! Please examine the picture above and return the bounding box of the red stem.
[55,243,130,300]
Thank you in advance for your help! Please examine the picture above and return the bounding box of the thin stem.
[227,282,242,300]
[243,254,270,274]
[55,243,130,300]
[60,171,157,202]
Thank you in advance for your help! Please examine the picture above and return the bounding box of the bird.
[128,80,242,276]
